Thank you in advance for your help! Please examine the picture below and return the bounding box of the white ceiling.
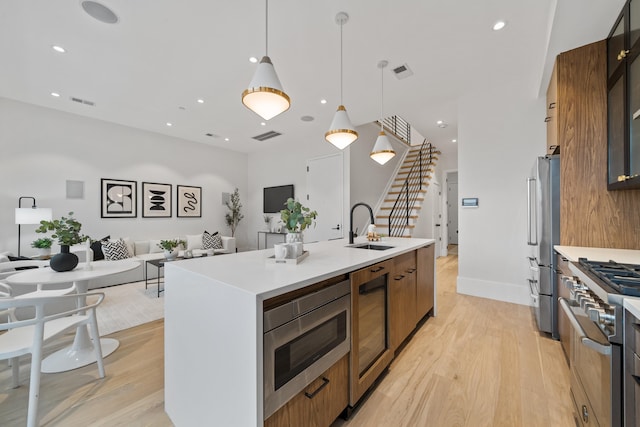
[0,0,624,159]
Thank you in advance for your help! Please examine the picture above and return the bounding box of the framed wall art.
[177,185,202,217]
[142,182,172,218]
[101,178,137,218]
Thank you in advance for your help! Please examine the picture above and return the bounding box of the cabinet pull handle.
[544,116,551,123]
[304,377,330,399]
[617,174,639,182]
[618,49,630,60]
[406,268,416,273]
[370,266,384,273]
[548,102,556,109]
[394,275,405,281]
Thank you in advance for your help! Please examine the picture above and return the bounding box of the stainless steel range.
[558,258,640,427]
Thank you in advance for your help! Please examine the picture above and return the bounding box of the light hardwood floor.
[0,252,573,426]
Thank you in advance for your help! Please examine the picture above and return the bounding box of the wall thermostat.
[461,198,479,208]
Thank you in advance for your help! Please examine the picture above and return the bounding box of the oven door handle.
[559,298,611,356]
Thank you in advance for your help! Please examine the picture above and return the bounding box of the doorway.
[432,182,443,257]
[304,153,344,243]
[446,172,458,245]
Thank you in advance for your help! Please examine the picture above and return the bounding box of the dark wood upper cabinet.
[607,0,640,189]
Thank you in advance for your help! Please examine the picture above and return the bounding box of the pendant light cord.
[265,0,269,56]
[380,64,384,131]
[340,20,344,105]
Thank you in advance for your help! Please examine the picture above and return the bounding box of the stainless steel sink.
[348,243,394,251]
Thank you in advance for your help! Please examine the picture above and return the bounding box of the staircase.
[374,140,440,237]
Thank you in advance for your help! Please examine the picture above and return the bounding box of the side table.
[146,255,210,297]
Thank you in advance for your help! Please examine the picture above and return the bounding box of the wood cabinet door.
[389,251,417,350]
[264,355,349,427]
[546,62,558,154]
[416,245,435,321]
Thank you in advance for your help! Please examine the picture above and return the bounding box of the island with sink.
[163,236,435,427]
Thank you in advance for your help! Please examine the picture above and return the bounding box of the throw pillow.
[203,231,223,250]
[186,234,203,250]
[90,235,110,261]
[121,237,135,257]
[102,239,131,261]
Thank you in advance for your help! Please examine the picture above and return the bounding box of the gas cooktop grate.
[578,258,640,297]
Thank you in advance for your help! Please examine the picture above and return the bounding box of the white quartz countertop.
[554,245,640,264]
[165,237,434,299]
[624,298,640,319]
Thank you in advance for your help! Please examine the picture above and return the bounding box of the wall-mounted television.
[263,185,294,213]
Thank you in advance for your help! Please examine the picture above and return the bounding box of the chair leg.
[89,312,105,378]
[27,341,43,427]
[10,356,19,388]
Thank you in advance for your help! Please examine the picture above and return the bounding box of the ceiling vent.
[392,63,413,80]
[252,130,282,141]
[205,133,220,138]
[70,96,95,106]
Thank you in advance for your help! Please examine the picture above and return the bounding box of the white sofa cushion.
[186,234,203,250]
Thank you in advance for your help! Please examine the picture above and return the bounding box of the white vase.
[285,232,302,243]
[164,249,178,260]
[37,248,51,257]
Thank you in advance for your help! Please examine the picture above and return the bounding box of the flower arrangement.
[157,239,185,251]
[280,198,318,233]
[35,212,88,247]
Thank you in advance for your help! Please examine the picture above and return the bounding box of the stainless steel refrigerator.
[526,155,560,338]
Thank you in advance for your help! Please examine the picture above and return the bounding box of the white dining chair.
[0,292,106,427]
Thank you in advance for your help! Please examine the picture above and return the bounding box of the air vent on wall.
[252,130,282,141]
[392,63,413,80]
[70,96,95,106]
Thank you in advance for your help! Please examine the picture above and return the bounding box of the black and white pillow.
[102,239,131,261]
[90,235,110,261]
[203,231,223,250]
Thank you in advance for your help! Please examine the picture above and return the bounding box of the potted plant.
[31,237,53,257]
[280,198,318,247]
[158,239,185,260]
[36,212,88,272]
[225,188,244,238]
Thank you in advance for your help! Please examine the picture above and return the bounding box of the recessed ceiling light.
[436,120,443,125]
[197,99,204,104]
[261,122,266,126]
[52,45,66,53]
[50,92,60,97]
[452,139,457,143]
[493,20,506,31]
[166,122,173,127]
[249,57,258,63]
[224,137,230,142]
[320,99,327,104]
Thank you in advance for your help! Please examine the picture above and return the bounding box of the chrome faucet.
[349,202,374,244]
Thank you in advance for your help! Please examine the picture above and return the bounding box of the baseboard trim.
[456,275,532,306]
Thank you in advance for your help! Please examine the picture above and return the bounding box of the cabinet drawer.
[350,259,393,285]
[571,368,600,427]
[265,354,349,427]
[393,251,416,275]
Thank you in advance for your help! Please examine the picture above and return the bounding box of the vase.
[37,248,51,258]
[164,249,178,260]
[50,245,79,272]
[285,232,302,244]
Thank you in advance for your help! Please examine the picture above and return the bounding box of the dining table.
[7,259,140,373]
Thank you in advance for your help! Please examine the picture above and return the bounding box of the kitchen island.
[163,237,435,427]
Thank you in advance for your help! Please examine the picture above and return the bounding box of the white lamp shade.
[325,105,359,149]
[15,207,52,224]
[370,131,396,165]
[242,56,291,120]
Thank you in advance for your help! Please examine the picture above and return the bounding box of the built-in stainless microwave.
[263,280,350,419]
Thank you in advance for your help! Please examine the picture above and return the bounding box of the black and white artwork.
[101,178,137,218]
[142,182,172,218]
[177,185,202,217]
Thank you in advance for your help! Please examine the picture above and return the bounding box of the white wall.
[0,98,248,256]
[457,82,546,306]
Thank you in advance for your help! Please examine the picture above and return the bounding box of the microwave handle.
[559,298,611,355]
[527,178,537,246]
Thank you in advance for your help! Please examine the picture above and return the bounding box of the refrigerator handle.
[527,177,537,245]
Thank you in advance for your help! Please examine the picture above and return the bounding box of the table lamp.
[15,196,52,257]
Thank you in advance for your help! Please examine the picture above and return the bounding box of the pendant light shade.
[242,0,290,120]
[325,12,358,149]
[326,105,358,149]
[370,60,395,165]
[371,131,396,165]
[242,56,290,120]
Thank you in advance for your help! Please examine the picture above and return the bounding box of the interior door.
[447,174,458,244]
[432,182,443,257]
[304,153,343,243]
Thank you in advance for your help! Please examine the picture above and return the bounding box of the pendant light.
[242,0,290,120]
[370,60,396,165]
[325,12,358,149]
